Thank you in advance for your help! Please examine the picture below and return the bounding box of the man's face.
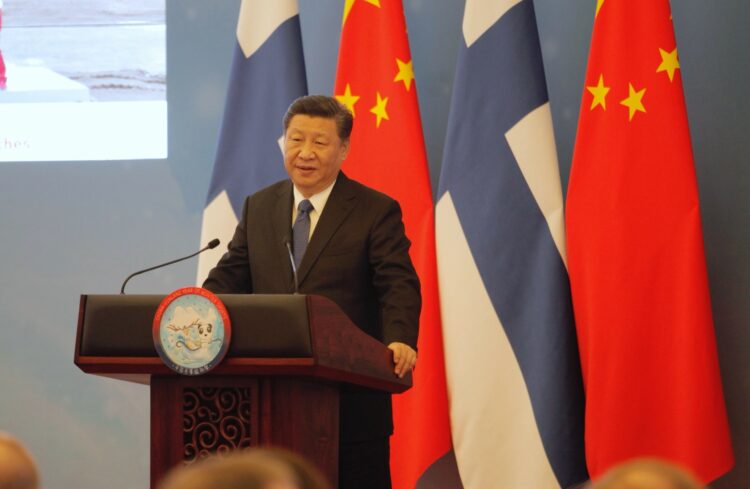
[283,114,349,197]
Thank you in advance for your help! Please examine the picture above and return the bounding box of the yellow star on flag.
[657,47,680,82]
[587,74,610,110]
[370,92,390,128]
[342,0,381,26]
[336,83,360,117]
[620,83,646,121]
[394,58,415,91]
[596,0,605,18]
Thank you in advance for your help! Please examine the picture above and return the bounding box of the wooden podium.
[74,294,411,488]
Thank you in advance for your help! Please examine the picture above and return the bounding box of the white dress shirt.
[291,178,337,240]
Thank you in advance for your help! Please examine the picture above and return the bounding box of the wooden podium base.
[150,376,339,488]
[75,295,411,489]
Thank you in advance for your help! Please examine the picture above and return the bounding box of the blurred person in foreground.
[0,432,39,489]
[588,458,704,489]
[158,448,332,489]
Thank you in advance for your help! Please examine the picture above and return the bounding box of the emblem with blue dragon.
[153,287,231,375]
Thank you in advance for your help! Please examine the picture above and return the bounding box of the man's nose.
[298,141,315,159]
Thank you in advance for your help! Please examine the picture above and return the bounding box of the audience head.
[0,432,39,489]
[589,458,704,489]
[159,447,331,489]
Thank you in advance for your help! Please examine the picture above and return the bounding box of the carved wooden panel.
[182,385,258,464]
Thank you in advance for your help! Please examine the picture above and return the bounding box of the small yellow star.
[343,0,381,26]
[620,83,646,121]
[596,0,605,18]
[336,83,360,117]
[393,58,415,91]
[370,92,390,128]
[656,47,680,82]
[587,74,610,110]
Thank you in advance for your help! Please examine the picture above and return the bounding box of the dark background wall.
[0,1,746,487]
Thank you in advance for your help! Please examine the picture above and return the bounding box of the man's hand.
[387,342,417,379]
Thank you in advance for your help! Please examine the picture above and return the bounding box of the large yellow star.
[587,74,610,110]
[342,0,381,26]
[656,47,680,82]
[620,83,646,121]
[336,83,360,117]
[393,58,415,91]
[370,92,389,128]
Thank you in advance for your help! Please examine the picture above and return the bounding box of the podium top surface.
[78,294,312,358]
[75,293,411,393]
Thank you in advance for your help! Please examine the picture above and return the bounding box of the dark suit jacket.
[203,172,421,441]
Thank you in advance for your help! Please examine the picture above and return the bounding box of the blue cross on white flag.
[436,1,588,487]
[197,0,307,283]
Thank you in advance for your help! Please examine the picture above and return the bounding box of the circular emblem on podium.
[153,287,231,375]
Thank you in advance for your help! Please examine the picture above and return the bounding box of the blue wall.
[0,1,747,487]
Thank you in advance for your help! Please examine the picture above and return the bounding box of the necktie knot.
[298,199,313,214]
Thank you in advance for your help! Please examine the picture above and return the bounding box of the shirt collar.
[292,177,337,214]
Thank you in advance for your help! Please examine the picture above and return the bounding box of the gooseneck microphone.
[120,238,220,294]
[284,238,299,294]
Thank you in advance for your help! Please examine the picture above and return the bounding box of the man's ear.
[341,139,351,160]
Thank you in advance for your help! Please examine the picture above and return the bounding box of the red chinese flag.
[334,1,452,488]
[566,0,734,482]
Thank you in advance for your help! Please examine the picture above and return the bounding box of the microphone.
[120,239,220,294]
[284,237,299,294]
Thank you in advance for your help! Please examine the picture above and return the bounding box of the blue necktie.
[292,199,313,268]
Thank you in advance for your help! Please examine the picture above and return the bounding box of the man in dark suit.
[203,95,420,489]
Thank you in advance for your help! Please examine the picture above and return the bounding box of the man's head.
[589,458,704,489]
[158,448,331,489]
[282,95,353,198]
[0,432,39,489]
[283,95,353,142]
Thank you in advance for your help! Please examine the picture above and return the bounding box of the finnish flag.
[197,0,307,283]
[436,1,587,487]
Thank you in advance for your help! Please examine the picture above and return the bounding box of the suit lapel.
[297,173,357,287]
[271,181,295,291]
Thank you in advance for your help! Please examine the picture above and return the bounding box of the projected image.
[0,0,166,161]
